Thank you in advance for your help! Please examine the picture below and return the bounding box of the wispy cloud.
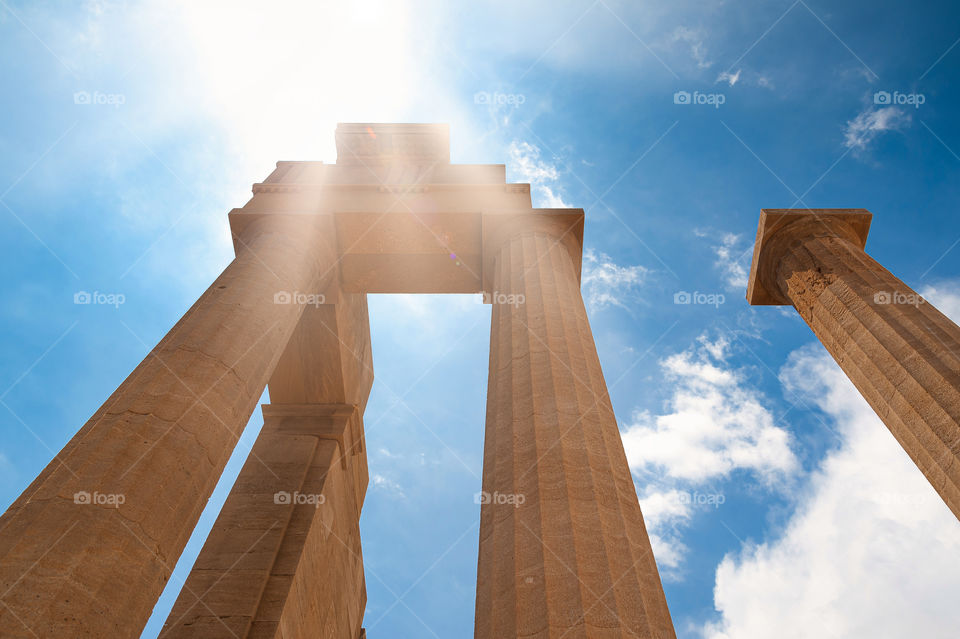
[372,473,406,499]
[713,232,750,290]
[507,140,570,208]
[843,106,910,152]
[715,68,774,90]
[671,26,713,69]
[622,334,797,576]
[580,248,648,312]
[717,69,741,86]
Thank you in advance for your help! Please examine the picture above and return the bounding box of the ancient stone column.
[161,403,367,639]
[476,212,676,638]
[747,209,960,520]
[0,214,336,638]
[163,294,373,639]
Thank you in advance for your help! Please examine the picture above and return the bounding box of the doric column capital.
[261,402,364,467]
[480,209,584,301]
[746,208,872,305]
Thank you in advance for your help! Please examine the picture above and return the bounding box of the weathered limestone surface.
[0,124,679,638]
[163,292,373,639]
[476,214,676,638]
[161,403,367,639]
[748,209,960,520]
[0,214,336,638]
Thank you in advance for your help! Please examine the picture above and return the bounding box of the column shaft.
[476,228,675,638]
[161,403,367,639]
[0,214,334,638]
[770,217,960,518]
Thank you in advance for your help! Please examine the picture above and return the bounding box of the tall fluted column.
[0,214,336,638]
[747,209,960,519]
[476,213,675,639]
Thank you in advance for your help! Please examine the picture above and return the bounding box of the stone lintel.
[481,209,585,302]
[252,179,522,194]
[231,207,587,298]
[746,208,872,305]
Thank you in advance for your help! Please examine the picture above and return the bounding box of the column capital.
[481,209,584,302]
[262,402,364,467]
[746,208,872,305]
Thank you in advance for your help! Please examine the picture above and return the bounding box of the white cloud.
[580,248,648,312]
[712,232,750,290]
[843,106,910,152]
[702,340,960,639]
[671,26,712,69]
[622,335,797,576]
[716,69,740,86]
[623,336,796,483]
[714,68,775,90]
[639,488,693,573]
[920,282,960,319]
[507,140,570,208]
[372,473,406,499]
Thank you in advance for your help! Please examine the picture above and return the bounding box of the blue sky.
[2,0,960,637]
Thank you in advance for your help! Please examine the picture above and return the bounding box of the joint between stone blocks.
[261,403,362,470]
